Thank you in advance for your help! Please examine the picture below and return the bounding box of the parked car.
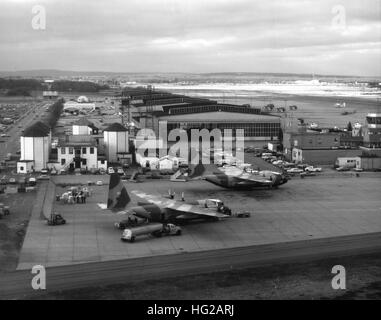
[99,168,106,175]
[8,177,16,184]
[305,166,322,172]
[108,167,115,174]
[336,166,351,172]
[40,168,49,175]
[28,177,37,186]
[37,174,50,180]
[287,168,304,174]
[117,167,125,176]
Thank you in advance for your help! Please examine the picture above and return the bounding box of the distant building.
[292,148,361,165]
[363,113,381,148]
[103,123,131,164]
[283,131,341,161]
[17,121,51,173]
[43,91,58,99]
[158,111,281,148]
[72,118,99,135]
[63,101,96,113]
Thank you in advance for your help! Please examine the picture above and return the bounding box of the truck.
[46,213,66,226]
[121,223,182,242]
[0,203,10,219]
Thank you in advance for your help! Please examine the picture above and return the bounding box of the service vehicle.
[0,203,10,219]
[28,177,37,186]
[121,223,182,242]
[46,213,66,226]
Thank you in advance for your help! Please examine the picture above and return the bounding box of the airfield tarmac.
[16,173,381,270]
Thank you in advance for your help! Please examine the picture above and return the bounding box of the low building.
[158,156,179,171]
[54,141,98,171]
[43,91,58,99]
[72,118,99,135]
[17,160,34,174]
[283,131,341,161]
[292,148,362,165]
[49,135,106,171]
[63,101,96,114]
[356,156,381,170]
[335,157,358,168]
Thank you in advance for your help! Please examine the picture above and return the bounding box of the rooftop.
[22,121,50,137]
[73,118,95,127]
[103,123,128,132]
[158,111,281,123]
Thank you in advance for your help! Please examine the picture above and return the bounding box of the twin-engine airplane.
[104,173,232,224]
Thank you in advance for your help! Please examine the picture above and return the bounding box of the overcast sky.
[0,0,380,76]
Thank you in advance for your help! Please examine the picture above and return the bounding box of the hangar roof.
[158,111,280,123]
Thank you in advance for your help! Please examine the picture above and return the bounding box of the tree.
[347,122,353,132]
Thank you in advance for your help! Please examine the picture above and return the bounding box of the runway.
[1,232,381,299]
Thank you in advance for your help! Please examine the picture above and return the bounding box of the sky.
[0,0,380,76]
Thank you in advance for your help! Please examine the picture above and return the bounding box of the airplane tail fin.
[107,173,131,211]
[188,163,206,179]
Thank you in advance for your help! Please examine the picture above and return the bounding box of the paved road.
[1,232,381,299]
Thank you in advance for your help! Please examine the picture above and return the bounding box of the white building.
[63,101,96,113]
[54,140,104,171]
[103,123,130,164]
[158,156,180,171]
[17,121,51,173]
[72,118,99,135]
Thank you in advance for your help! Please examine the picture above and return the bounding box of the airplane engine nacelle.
[131,204,163,222]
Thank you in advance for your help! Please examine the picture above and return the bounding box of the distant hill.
[0,69,379,83]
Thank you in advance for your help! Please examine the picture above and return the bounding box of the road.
[0,101,50,162]
[1,232,381,299]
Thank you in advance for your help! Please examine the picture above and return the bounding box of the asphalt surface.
[1,232,381,299]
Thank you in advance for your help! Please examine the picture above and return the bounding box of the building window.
[100,160,105,164]
[82,159,87,165]
[69,147,74,154]
[90,147,94,154]
[61,147,66,155]
[82,147,87,154]
[61,159,66,165]
[20,166,24,171]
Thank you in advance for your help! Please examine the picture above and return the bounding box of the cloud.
[0,0,380,76]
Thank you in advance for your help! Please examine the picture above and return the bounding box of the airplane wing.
[233,175,273,185]
[131,190,230,218]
